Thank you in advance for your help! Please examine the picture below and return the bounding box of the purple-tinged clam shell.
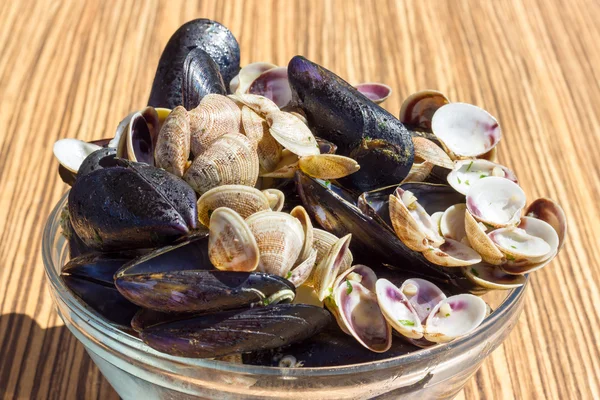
[248,67,292,108]
[424,294,487,343]
[140,304,330,358]
[375,279,423,339]
[399,90,449,132]
[525,198,567,251]
[355,82,392,104]
[399,278,446,322]
[463,263,525,289]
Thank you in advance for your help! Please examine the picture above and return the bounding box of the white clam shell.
[266,111,320,156]
[422,238,482,267]
[463,263,526,290]
[466,177,526,228]
[389,188,445,252]
[287,247,317,287]
[290,205,314,265]
[228,93,280,116]
[447,159,518,196]
[53,139,101,173]
[431,102,502,157]
[440,204,468,242]
[335,279,392,352]
[430,211,444,235]
[208,207,259,272]
[399,278,446,322]
[312,234,352,301]
[262,188,285,212]
[424,294,487,343]
[500,216,560,275]
[232,62,277,94]
[488,227,552,262]
[376,279,424,339]
[332,264,378,293]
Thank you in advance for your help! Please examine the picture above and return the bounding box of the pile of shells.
[51,19,567,364]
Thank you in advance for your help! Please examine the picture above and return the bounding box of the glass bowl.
[42,192,527,400]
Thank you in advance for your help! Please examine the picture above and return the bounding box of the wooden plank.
[0,0,597,398]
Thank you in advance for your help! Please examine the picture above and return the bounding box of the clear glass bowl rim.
[42,191,528,377]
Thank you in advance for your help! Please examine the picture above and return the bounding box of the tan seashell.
[208,207,259,272]
[287,248,317,287]
[262,188,285,212]
[412,137,453,169]
[290,206,314,264]
[311,229,353,280]
[298,154,360,180]
[289,111,308,125]
[197,185,270,226]
[228,93,280,116]
[246,211,305,277]
[184,133,259,195]
[402,160,434,183]
[464,210,506,265]
[189,94,241,156]
[154,106,190,177]
[259,150,299,178]
[313,234,352,301]
[231,62,277,94]
[421,239,482,267]
[241,106,282,172]
[266,111,320,156]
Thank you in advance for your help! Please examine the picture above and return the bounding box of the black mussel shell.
[131,308,195,332]
[115,268,294,314]
[243,323,418,367]
[148,19,240,109]
[78,147,118,178]
[68,161,197,251]
[287,56,414,191]
[61,254,139,328]
[182,48,226,110]
[140,304,331,358]
[58,165,77,186]
[296,171,470,288]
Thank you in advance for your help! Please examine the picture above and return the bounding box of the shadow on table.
[0,313,118,400]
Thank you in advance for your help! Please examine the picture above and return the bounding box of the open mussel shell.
[61,254,139,328]
[354,82,392,104]
[182,48,226,110]
[197,185,270,226]
[296,172,472,288]
[432,103,501,158]
[399,90,449,132]
[242,323,419,367]
[53,139,102,173]
[526,198,567,251]
[424,294,487,343]
[248,67,292,108]
[466,177,526,228]
[208,207,259,272]
[140,304,329,358]
[375,279,423,339]
[77,147,118,179]
[335,279,392,352]
[231,62,277,94]
[154,106,190,177]
[69,161,197,251]
[148,19,240,108]
[399,278,446,322]
[288,56,414,191]
[447,159,518,195]
[184,133,259,195]
[463,263,526,290]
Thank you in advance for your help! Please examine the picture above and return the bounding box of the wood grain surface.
[0,0,598,399]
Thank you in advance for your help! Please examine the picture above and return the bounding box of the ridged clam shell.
[208,207,259,272]
[197,185,270,226]
[399,90,449,131]
[422,239,482,267]
[241,106,282,172]
[311,229,353,277]
[246,211,305,277]
[298,154,360,180]
[259,150,299,178]
[312,234,352,301]
[228,93,280,116]
[189,94,241,156]
[287,248,317,287]
[402,160,434,183]
[154,106,190,177]
[463,263,525,290]
[412,137,453,169]
[464,210,506,265]
[290,206,314,264]
[184,133,259,195]
[262,189,285,212]
[266,111,320,156]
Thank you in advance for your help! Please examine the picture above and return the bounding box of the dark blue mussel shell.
[148,19,239,109]
[68,160,197,251]
[287,56,414,191]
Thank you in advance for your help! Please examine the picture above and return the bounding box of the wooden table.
[1,0,598,398]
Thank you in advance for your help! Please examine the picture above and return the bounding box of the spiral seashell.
[154,106,190,177]
[246,211,305,277]
[189,94,241,156]
[184,133,259,195]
